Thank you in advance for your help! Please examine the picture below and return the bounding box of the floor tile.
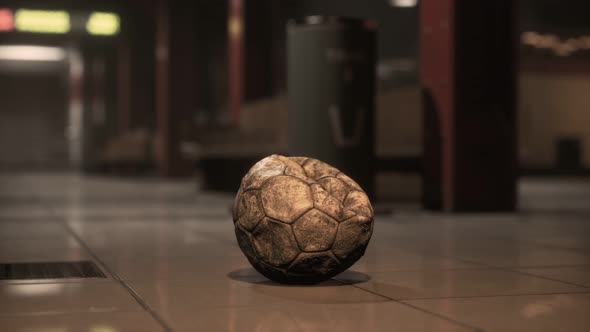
[0,221,69,240]
[0,239,89,262]
[159,306,302,332]
[284,302,476,332]
[158,301,476,332]
[519,266,590,288]
[529,237,590,252]
[336,269,588,300]
[406,293,590,332]
[78,221,237,258]
[0,173,589,331]
[447,247,590,268]
[0,207,52,219]
[103,251,251,281]
[0,311,164,332]
[351,247,481,272]
[0,281,142,315]
[129,277,387,310]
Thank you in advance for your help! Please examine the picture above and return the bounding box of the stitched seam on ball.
[253,190,267,221]
[256,173,282,190]
[288,218,305,252]
[328,216,340,250]
[300,157,312,169]
[237,190,265,231]
[316,177,345,206]
[328,250,341,265]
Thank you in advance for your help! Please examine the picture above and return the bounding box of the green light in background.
[15,9,70,34]
[86,12,119,36]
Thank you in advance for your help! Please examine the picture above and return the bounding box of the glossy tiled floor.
[0,173,589,332]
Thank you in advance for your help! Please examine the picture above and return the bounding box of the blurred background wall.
[0,59,69,169]
[0,0,588,204]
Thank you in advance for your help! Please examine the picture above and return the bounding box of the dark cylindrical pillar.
[288,17,376,197]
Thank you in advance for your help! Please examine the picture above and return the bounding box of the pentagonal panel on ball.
[288,251,340,275]
[252,218,300,267]
[260,175,313,223]
[332,215,373,261]
[236,190,265,231]
[292,209,338,252]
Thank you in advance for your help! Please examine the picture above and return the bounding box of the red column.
[421,0,456,211]
[421,0,518,211]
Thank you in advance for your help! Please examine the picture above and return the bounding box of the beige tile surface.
[0,174,589,332]
[0,311,165,332]
[0,206,53,219]
[337,269,588,300]
[406,293,590,332]
[104,253,251,281]
[161,301,477,332]
[90,236,239,259]
[129,278,388,310]
[0,239,89,262]
[159,306,303,332]
[284,302,475,332]
[0,281,142,315]
[447,247,590,268]
[0,221,69,239]
[351,247,481,272]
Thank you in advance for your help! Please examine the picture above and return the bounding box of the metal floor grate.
[0,261,106,280]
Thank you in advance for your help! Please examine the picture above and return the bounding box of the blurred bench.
[97,128,154,174]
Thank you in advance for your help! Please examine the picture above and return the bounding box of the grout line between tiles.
[396,290,590,301]
[60,221,174,332]
[336,278,484,332]
[349,266,515,273]
[506,268,590,290]
[517,240,590,254]
[355,263,590,274]
[38,197,174,332]
[433,254,590,290]
[511,264,590,268]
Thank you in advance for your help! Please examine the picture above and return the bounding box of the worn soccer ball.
[233,154,374,284]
